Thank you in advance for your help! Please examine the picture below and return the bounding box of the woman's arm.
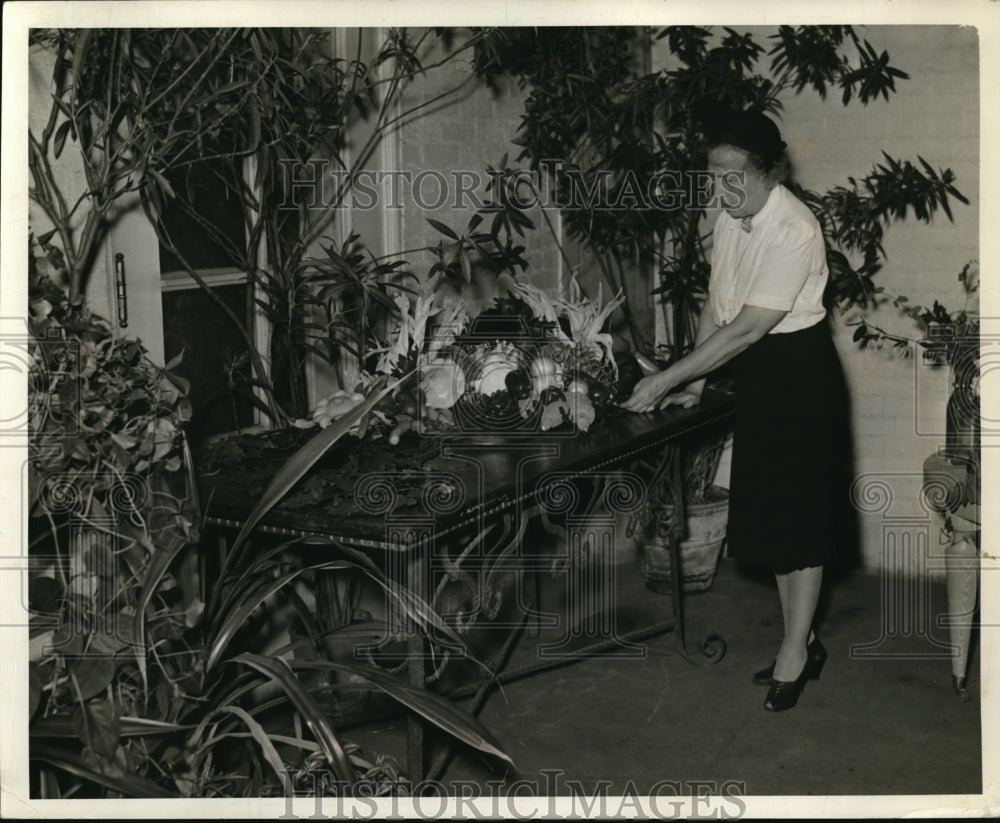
[620,303,787,413]
[675,298,720,402]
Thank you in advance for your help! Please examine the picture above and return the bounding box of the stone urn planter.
[634,485,730,594]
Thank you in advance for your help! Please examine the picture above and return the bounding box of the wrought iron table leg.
[660,442,727,666]
[666,443,689,661]
[406,544,427,782]
[426,606,533,783]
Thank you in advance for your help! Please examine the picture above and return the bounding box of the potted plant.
[859,261,980,699]
[625,434,731,593]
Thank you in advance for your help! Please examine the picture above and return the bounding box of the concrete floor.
[348,555,982,800]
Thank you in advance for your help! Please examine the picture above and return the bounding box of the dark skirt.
[725,320,857,574]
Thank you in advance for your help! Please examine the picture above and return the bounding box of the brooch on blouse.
[741,215,753,233]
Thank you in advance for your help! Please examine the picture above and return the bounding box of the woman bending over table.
[622,104,854,712]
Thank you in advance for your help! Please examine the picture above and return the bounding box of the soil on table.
[196,427,447,518]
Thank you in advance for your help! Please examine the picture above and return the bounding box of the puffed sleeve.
[744,221,822,311]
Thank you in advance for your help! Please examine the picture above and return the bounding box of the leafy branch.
[846,260,979,358]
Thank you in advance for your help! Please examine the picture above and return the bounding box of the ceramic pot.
[636,485,729,594]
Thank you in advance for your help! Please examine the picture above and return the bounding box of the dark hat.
[695,99,787,162]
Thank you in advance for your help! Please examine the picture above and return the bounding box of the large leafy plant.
[471,25,969,361]
[28,233,201,795]
[25,315,512,799]
[27,240,513,798]
[29,27,507,423]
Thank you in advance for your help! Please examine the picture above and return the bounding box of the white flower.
[421,360,466,409]
[566,385,596,432]
[313,390,366,431]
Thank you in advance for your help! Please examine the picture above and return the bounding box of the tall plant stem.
[529,181,588,299]
[610,250,647,352]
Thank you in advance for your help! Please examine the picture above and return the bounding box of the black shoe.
[763,667,809,712]
[752,638,827,686]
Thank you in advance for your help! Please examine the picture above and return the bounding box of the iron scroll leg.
[665,444,689,660]
[663,443,727,666]
[406,542,427,782]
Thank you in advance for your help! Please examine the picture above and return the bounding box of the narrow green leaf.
[31,742,175,798]
[458,250,471,284]
[217,705,287,782]
[244,392,275,417]
[206,569,304,672]
[208,543,293,622]
[291,660,514,767]
[29,663,43,718]
[318,545,472,659]
[230,653,355,785]
[427,218,459,241]
[133,529,187,691]
[53,119,72,158]
[149,169,176,200]
[940,197,954,221]
[216,376,405,584]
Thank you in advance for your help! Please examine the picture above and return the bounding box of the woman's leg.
[775,574,790,636]
[775,573,817,644]
[772,565,823,681]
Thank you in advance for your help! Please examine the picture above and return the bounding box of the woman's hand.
[660,390,703,410]
[660,378,705,410]
[620,371,677,413]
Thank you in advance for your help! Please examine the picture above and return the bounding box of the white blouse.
[708,184,828,334]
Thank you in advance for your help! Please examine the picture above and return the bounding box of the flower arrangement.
[309,276,640,440]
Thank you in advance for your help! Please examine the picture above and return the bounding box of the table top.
[197,390,735,549]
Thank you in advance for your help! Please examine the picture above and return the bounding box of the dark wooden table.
[198,391,735,781]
